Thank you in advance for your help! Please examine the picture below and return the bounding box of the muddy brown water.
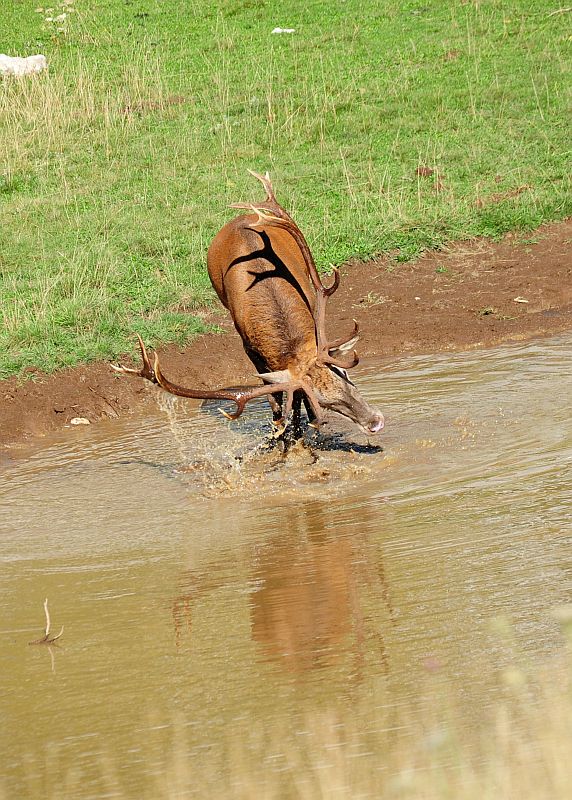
[1,336,571,798]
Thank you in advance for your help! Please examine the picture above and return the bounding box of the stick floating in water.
[29,598,64,645]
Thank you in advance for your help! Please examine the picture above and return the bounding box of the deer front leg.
[291,392,305,440]
[244,346,284,429]
[268,391,283,421]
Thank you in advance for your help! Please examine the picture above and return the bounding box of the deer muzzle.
[363,413,385,435]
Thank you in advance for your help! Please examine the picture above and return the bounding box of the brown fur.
[207,211,384,434]
[208,215,318,377]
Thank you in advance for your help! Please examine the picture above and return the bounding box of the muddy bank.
[1,218,571,449]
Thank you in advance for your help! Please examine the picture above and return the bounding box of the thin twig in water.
[29,598,64,645]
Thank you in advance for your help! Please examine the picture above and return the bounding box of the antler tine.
[327,319,360,351]
[247,169,277,204]
[312,288,359,369]
[327,351,360,370]
[322,266,340,298]
[111,333,156,382]
[231,171,291,223]
[237,204,284,228]
[135,333,155,380]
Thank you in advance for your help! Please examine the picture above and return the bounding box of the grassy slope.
[0,0,570,377]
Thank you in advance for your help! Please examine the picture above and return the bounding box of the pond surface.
[1,336,571,798]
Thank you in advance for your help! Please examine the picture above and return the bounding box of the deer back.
[207,214,318,374]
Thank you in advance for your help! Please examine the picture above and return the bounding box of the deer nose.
[367,413,385,434]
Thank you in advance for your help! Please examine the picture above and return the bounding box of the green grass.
[1,0,570,378]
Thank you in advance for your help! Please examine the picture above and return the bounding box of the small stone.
[70,417,90,425]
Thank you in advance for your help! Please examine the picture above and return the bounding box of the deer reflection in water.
[172,501,393,678]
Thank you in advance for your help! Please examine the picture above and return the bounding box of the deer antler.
[232,173,359,370]
[112,336,324,426]
[232,170,292,221]
[111,334,156,381]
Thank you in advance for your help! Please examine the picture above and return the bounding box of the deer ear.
[258,369,294,384]
[329,335,359,359]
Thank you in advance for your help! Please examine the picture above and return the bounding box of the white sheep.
[0,54,48,77]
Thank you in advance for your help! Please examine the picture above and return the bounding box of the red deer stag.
[113,172,384,437]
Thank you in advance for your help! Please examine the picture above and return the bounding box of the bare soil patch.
[1,219,571,450]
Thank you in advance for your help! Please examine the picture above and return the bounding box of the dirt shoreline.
[1,219,571,450]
